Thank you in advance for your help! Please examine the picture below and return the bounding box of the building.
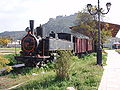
[7,40,21,48]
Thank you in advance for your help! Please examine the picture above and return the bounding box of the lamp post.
[87,0,111,65]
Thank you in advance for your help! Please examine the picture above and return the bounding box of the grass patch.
[0,67,53,90]
[7,53,106,90]
[0,48,20,50]
[0,48,21,54]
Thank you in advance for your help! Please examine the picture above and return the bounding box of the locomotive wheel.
[36,62,41,68]
[44,60,49,64]
[36,61,44,68]
[41,61,44,67]
[25,61,35,67]
[24,59,37,67]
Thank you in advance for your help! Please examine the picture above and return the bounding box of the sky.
[0,0,120,37]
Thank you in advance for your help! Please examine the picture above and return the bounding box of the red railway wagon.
[86,39,93,51]
[75,38,80,53]
[74,37,93,54]
[81,39,87,53]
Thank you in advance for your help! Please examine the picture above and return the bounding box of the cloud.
[0,0,21,12]
[0,0,120,34]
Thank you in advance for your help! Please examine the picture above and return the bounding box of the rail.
[0,64,25,73]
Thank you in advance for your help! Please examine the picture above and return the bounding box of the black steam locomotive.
[15,20,74,67]
[15,20,93,67]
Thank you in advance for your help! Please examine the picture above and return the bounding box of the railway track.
[0,64,25,73]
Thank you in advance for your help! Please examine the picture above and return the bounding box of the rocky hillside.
[0,31,26,40]
[42,13,77,36]
[0,13,87,40]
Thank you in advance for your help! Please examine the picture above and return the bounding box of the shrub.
[3,54,18,65]
[5,66,12,72]
[41,62,55,71]
[0,55,12,72]
[71,56,79,61]
[0,55,10,68]
[55,50,73,79]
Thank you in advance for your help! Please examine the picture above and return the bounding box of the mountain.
[42,13,77,37]
[0,31,26,40]
[0,13,87,40]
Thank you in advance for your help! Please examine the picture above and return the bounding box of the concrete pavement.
[98,50,120,90]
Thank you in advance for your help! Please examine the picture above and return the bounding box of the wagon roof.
[58,32,89,39]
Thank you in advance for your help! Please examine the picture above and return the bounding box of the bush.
[40,62,55,71]
[3,54,18,65]
[0,55,9,68]
[0,55,12,72]
[55,50,73,79]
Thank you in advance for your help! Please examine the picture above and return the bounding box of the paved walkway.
[98,50,120,90]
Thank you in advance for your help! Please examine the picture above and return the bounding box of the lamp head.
[87,4,92,11]
[106,2,111,10]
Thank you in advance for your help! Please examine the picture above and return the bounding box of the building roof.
[100,22,120,37]
[70,22,120,37]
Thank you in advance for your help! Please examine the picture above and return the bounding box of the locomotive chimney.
[29,20,34,34]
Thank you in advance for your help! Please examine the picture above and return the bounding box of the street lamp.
[87,0,111,65]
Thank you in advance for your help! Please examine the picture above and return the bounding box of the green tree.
[72,9,112,51]
[0,37,11,47]
[0,55,12,72]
